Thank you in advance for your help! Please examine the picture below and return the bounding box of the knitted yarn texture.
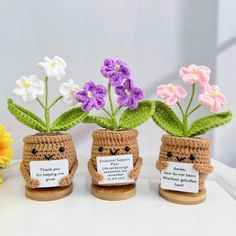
[88,129,142,186]
[157,135,213,190]
[21,132,78,188]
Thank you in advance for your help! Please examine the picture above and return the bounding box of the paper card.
[30,159,69,188]
[160,162,199,193]
[96,154,134,185]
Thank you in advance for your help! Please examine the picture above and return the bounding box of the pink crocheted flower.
[198,84,227,112]
[179,64,211,87]
[156,84,187,105]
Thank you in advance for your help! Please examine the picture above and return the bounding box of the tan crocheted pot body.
[158,135,213,191]
[21,132,78,200]
[88,129,142,187]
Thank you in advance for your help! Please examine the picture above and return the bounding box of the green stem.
[185,84,195,115]
[36,97,45,109]
[107,82,118,129]
[114,105,122,116]
[48,96,63,110]
[108,83,114,114]
[103,108,112,118]
[176,102,184,117]
[181,84,196,136]
[44,76,50,132]
[183,115,188,136]
[187,104,201,117]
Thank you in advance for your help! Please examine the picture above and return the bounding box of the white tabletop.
[1,157,236,236]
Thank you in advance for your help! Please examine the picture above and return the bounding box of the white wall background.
[0,0,235,166]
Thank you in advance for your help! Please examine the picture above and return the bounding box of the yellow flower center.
[114,64,120,71]
[87,91,93,98]
[167,84,174,92]
[50,61,57,68]
[212,91,219,97]
[70,89,76,95]
[125,89,131,96]
[23,80,30,88]
[192,68,198,74]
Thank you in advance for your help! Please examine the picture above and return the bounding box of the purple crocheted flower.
[100,58,130,87]
[115,79,144,110]
[75,81,107,112]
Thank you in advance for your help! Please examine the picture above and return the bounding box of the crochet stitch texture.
[21,132,78,188]
[157,135,213,190]
[88,129,142,186]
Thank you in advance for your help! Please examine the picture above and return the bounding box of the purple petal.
[123,79,134,90]
[115,85,125,96]
[131,87,144,100]
[100,58,131,82]
[94,98,105,110]
[117,94,129,106]
[93,84,107,98]
[84,81,95,92]
[127,97,138,110]
[75,91,87,102]
[109,74,124,87]
[120,66,130,79]
[104,58,114,67]
[81,99,94,112]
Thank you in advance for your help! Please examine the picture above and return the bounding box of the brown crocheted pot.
[21,132,78,192]
[159,135,213,191]
[89,129,142,186]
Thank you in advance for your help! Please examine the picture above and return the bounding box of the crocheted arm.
[129,157,143,179]
[156,160,168,170]
[60,159,78,187]
[193,163,213,174]
[20,162,40,188]
[87,159,103,182]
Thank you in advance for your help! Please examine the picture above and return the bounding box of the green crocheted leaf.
[119,100,156,129]
[51,107,88,131]
[188,111,233,137]
[7,99,47,132]
[83,115,113,129]
[152,101,184,137]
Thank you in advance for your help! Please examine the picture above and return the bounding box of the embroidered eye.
[31,148,38,155]
[167,151,173,158]
[59,147,65,153]
[98,146,104,152]
[124,146,130,152]
[189,154,196,161]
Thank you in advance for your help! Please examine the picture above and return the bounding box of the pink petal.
[198,94,214,107]
[179,67,190,77]
[182,74,198,84]
[165,96,177,105]
[210,101,219,113]
[216,94,227,105]
[197,70,209,87]
[175,86,187,98]
[199,66,211,75]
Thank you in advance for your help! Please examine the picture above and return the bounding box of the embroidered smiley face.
[91,129,139,166]
[31,146,66,160]
[166,151,197,163]
[97,145,132,156]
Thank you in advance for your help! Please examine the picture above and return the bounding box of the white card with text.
[161,162,199,193]
[30,159,69,188]
[97,154,134,185]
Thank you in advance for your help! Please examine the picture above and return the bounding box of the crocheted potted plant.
[0,123,13,184]
[153,65,232,204]
[7,56,87,201]
[75,58,155,200]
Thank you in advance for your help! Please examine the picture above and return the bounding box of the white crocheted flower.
[38,56,67,80]
[13,75,44,102]
[59,79,80,106]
